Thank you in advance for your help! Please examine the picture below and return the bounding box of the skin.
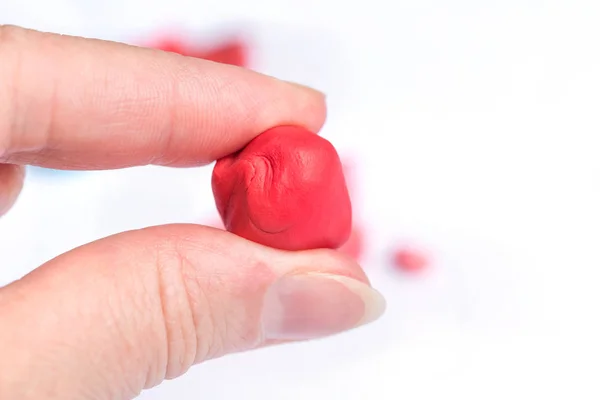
[0,25,385,399]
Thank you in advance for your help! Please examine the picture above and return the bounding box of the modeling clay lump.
[212,126,352,251]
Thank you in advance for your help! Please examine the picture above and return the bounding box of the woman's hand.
[0,25,385,400]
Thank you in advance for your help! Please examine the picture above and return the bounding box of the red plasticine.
[212,126,352,251]
[151,37,248,67]
[393,247,429,273]
[192,41,248,67]
[152,37,187,54]
[338,159,365,261]
[339,227,364,260]
[341,159,357,195]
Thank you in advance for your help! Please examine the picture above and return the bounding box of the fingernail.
[284,80,326,98]
[261,273,386,341]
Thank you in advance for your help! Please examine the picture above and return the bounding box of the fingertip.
[0,164,24,216]
[270,247,370,286]
[274,78,328,134]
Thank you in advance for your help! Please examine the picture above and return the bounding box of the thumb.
[0,224,385,400]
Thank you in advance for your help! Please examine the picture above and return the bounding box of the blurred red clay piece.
[192,40,248,67]
[339,227,364,261]
[393,247,429,273]
[150,36,249,67]
[338,159,365,261]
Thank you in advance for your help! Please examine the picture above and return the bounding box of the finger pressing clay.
[212,126,352,251]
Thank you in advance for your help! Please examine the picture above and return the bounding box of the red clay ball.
[212,126,352,251]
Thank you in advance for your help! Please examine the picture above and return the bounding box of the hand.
[0,26,385,399]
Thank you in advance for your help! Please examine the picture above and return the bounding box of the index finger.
[0,25,326,169]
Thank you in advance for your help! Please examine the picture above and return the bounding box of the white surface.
[2,0,600,398]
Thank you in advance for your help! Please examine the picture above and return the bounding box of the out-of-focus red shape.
[338,158,365,261]
[191,41,248,67]
[149,35,249,67]
[393,247,429,273]
[341,159,356,195]
[339,226,364,261]
[152,37,187,54]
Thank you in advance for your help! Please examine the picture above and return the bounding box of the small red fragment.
[393,247,429,273]
[337,158,365,260]
[149,36,249,67]
[339,226,364,261]
[341,158,357,196]
[192,41,248,67]
[152,37,187,54]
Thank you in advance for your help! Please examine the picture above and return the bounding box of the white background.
[1,0,600,398]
